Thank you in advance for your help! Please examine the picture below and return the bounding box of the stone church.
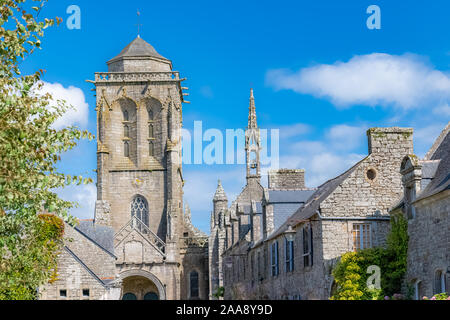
[39,36,209,300]
[37,36,449,301]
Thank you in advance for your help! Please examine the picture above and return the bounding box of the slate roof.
[75,220,116,257]
[268,157,368,240]
[63,246,108,288]
[267,190,316,203]
[241,202,263,214]
[266,189,317,236]
[107,36,169,64]
[415,128,450,201]
[420,160,441,190]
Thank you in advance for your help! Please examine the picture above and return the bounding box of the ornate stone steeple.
[213,180,228,202]
[245,89,261,181]
[248,88,257,129]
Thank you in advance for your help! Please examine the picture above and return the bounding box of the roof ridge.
[424,121,450,160]
[73,224,117,259]
[63,246,109,288]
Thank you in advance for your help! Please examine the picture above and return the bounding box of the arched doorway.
[120,270,166,300]
[122,293,137,300]
[143,292,159,300]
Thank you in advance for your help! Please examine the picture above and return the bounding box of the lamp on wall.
[284,225,296,242]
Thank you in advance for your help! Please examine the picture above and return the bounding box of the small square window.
[59,289,67,298]
[82,289,90,297]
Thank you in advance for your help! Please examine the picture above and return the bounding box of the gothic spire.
[248,88,257,129]
[213,180,228,202]
[245,88,261,180]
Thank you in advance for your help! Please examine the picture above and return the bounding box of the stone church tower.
[92,36,208,300]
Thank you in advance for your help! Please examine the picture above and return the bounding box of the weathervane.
[136,10,142,37]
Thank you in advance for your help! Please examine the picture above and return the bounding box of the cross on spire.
[136,10,142,37]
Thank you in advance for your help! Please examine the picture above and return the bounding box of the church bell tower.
[91,36,188,300]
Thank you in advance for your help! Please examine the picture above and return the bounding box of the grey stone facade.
[211,95,424,299]
[40,37,208,300]
[391,122,449,299]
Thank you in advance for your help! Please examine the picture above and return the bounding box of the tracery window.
[131,195,149,226]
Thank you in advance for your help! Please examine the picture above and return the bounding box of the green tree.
[330,214,409,300]
[0,0,93,300]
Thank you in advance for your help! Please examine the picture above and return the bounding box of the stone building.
[390,122,449,299]
[209,89,264,298]
[38,220,120,300]
[40,36,209,300]
[211,90,418,299]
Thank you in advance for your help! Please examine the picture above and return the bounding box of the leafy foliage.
[330,214,409,300]
[212,286,225,299]
[0,0,93,300]
[423,293,450,300]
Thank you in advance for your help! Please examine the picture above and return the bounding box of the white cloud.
[38,81,89,129]
[279,150,364,187]
[276,123,311,139]
[325,124,367,151]
[414,124,446,157]
[266,53,450,109]
[56,183,97,220]
[433,104,450,117]
[183,166,244,233]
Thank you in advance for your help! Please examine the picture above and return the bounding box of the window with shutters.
[285,238,294,272]
[302,225,313,267]
[271,241,279,276]
[352,223,372,251]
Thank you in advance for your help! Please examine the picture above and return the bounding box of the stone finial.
[248,88,257,129]
[213,180,228,202]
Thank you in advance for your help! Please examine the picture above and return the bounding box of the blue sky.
[21,0,450,233]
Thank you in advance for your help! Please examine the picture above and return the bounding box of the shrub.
[330,214,409,300]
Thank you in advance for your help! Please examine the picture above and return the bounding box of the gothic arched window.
[123,110,129,121]
[124,141,130,157]
[434,270,446,295]
[124,124,129,138]
[149,124,154,138]
[131,195,149,226]
[190,271,199,299]
[148,108,153,121]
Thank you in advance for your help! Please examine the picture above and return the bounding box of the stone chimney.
[268,169,306,189]
[367,127,414,156]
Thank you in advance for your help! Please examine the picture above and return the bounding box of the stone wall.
[39,249,110,300]
[406,190,449,298]
[63,224,116,279]
[220,127,413,300]
[268,169,305,189]
[39,224,117,300]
